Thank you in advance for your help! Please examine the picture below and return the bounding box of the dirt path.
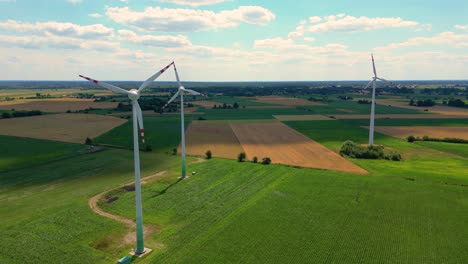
[88,157,206,246]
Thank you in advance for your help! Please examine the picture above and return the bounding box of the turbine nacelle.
[128,89,140,101]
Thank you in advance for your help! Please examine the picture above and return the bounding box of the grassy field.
[0,135,182,264]
[2,89,468,263]
[94,115,190,152]
[0,135,85,171]
[101,148,468,263]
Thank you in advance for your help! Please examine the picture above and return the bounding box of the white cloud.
[0,34,119,51]
[307,14,419,33]
[376,31,468,51]
[66,0,82,4]
[157,0,225,7]
[455,24,468,31]
[0,20,114,39]
[118,29,191,47]
[288,20,306,39]
[88,13,102,18]
[105,5,275,32]
[309,16,321,23]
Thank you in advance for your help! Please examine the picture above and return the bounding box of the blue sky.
[1,0,467,81]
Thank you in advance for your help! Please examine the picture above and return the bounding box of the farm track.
[88,158,206,245]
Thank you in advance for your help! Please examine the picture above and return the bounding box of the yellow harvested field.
[369,126,468,140]
[0,114,126,143]
[230,122,367,174]
[0,98,118,112]
[254,96,324,106]
[273,115,335,121]
[181,121,244,159]
[332,114,468,120]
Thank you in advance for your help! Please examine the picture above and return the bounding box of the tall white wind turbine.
[364,54,394,146]
[162,63,201,179]
[79,61,173,255]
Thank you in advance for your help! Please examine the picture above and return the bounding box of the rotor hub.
[128,89,140,100]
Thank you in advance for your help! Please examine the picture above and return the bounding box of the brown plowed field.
[0,113,126,143]
[254,96,324,106]
[181,121,244,159]
[191,101,219,108]
[230,122,367,174]
[369,126,468,140]
[0,98,118,112]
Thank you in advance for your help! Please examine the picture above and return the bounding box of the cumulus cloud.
[455,24,468,31]
[118,29,191,47]
[288,20,306,39]
[307,14,419,33]
[88,13,102,18]
[66,0,82,4]
[105,5,275,32]
[0,20,114,39]
[376,31,468,51]
[0,34,119,51]
[157,0,225,6]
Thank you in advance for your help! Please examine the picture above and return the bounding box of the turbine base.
[130,247,152,258]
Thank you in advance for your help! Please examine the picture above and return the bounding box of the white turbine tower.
[364,54,394,146]
[162,63,201,179]
[79,61,173,255]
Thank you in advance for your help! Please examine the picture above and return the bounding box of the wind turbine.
[364,54,394,146]
[79,61,173,255]
[162,63,201,179]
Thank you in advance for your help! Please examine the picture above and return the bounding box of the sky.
[0,0,467,81]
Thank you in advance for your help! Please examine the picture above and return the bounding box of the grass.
[0,135,85,172]
[0,135,182,263]
[415,141,468,158]
[207,96,276,106]
[94,115,190,152]
[102,148,468,263]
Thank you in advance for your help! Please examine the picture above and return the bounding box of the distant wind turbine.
[364,54,395,146]
[162,62,201,179]
[79,61,173,255]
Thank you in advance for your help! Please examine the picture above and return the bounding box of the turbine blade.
[135,101,145,144]
[364,80,373,89]
[161,90,181,110]
[184,89,201,96]
[371,54,377,77]
[138,61,174,92]
[173,63,182,88]
[79,75,129,94]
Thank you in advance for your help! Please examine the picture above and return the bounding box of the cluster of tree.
[446,99,466,108]
[237,152,271,164]
[409,98,435,107]
[339,141,402,161]
[115,96,172,113]
[420,87,467,96]
[75,93,95,99]
[357,99,372,104]
[212,102,240,109]
[337,95,353,100]
[1,110,42,119]
[407,135,468,144]
[307,96,331,102]
[24,93,54,99]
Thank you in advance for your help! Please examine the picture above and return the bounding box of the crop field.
[370,126,468,139]
[182,121,244,159]
[0,114,126,144]
[376,99,468,116]
[273,115,335,121]
[230,122,367,174]
[254,96,324,106]
[0,98,118,112]
[95,115,189,152]
[2,86,468,264]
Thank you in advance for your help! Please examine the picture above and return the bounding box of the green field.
[2,92,468,263]
[0,135,182,263]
